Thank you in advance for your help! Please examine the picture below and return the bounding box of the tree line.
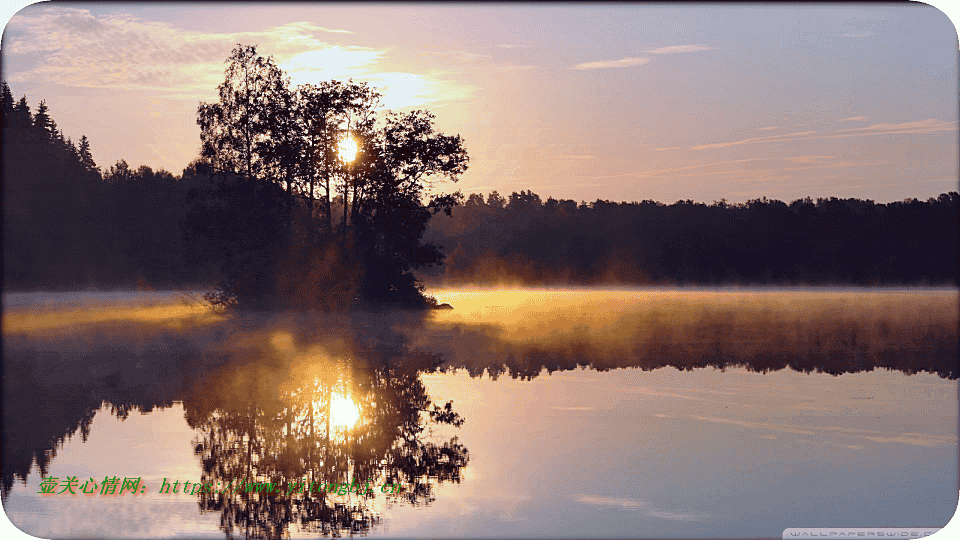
[421,190,959,286]
[3,52,957,298]
[3,45,469,309]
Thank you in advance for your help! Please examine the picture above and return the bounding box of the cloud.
[630,157,769,179]
[420,49,534,72]
[555,154,596,160]
[284,21,353,34]
[784,155,834,164]
[693,415,815,435]
[285,46,386,81]
[349,71,477,109]
[6,6,475,109]
[423,49,490,63]
[7,7,308,95]
[840,32,872,38]
[572,56,650,70]
[692,119,956,151]
[837,116,867,122]
[654,146,681,151]
[570,44,713,70]
[644,44,715,54]
[496,40,534,49]
[758,126,779,131]
[693,131,817,150]
[619,155,885,184]
[836,119,956,135]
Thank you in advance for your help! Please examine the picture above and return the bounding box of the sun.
[329,392,361,429]
[337,133,358,163]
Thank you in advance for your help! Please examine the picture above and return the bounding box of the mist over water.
[2,287,957,538]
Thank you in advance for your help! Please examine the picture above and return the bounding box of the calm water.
[2,288,957,539]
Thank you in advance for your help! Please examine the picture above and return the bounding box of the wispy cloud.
[419,49,533,73]
[572,56,650,70]
[555,154,596,160]
[499,65,535,72]
[633,157,769,178]
[654,146,681,151]
[571,44,712,70]
[644,44,715,54]
[623,155,885,184]
[837,116,868,122]
[424,49,489,63]
[758,126,779,131]
[694,415,815,435]
[840,32,872,38]
[784,155,834,164]
[693,131,817,150]
[692,120,956,150]
[6,6,475,109]
[7,7,365,96]
[836,119,956,135]
[285,46,386,81]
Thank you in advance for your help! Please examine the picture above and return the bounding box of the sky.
[1,2,958,204]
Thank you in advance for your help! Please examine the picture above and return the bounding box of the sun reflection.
[338,133,358,163]
[329,392,361,429]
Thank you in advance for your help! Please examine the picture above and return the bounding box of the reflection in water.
[3,307,471,538]
[184,342,469,538]
[422,288,959,380]
[1,289,957,538]
[324,392,361,430]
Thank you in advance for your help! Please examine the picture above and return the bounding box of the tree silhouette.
[193,45,468,310]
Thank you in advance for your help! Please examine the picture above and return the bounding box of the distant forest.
[3,82,958,292]
[421,190,959,286]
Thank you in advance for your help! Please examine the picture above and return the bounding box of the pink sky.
[2,2,958,204]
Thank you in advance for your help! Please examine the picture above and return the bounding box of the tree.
[296,81,381,233]
[9,96,32,131]
[32,100,57,141]
[77,135,98,174]
[103,159,133,184]
[197,45,291,183]
[1,82,13,126]
[193,45,469,309]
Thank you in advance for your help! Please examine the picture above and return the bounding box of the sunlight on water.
[328,392,360,429]
[0,288,956,539]
[2,292,221,333]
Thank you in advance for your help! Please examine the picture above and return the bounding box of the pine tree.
[1,82,13,125]
[10,96,31,130]
[33,100,57,140]
[78,135,98,173]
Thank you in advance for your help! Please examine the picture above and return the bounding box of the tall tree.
[197,44,291,183]
[10,96,31,131]
[1,82,13,126]
[77,135,98,174]
[32,100,57,141]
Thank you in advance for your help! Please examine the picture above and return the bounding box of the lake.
[2,288,957,539]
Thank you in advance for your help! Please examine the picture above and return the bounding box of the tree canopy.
[191,44,469,310]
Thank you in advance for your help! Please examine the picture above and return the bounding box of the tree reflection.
[3,291,955,508]
[182,332,468,539]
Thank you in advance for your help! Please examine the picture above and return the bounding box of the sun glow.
[329,392,361,429]
[337,133,358,163]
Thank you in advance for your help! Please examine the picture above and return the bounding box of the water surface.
[3,288,957,538]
